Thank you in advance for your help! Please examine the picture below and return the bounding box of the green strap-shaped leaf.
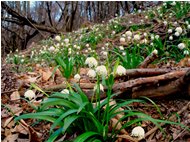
[74,131,101,142]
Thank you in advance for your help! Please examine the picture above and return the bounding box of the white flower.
[163,21,167,26]
[102,51,108,56]
[96,65,107,77]
[150,42,154,46]
[86,44,89,47]
[184,50,189,55]
[64,38,69,44]
[155,35,159,39]
[169,36,173,40]
[174,21,178,25]
[145,16,148,19]
[142,39,148,44]
[175,32,180,37]
[101,47,105,50]
[49,46,55,52]
[87,69,96,78]
[127,36,131,40]
[151,35,154,40]
[187,25,190,29]
[93,84,104,92]
[122,52,126,56]
[21,59,24,63]
[74,74,81,81]
[61,89,69,94]
[116,65,126,76]
[119,46,124,50]
[168,29,172,33]
[152,49,158,55]
[55,35,61,41]
[171,1,176,6]
[131,126,145,140]
[178,43,186,50]
[112,31,116,34]
[73,45,77,48]
[24,90,35,100]
[143,32,147,37]
[134,34,140,41]
[77,46,80,50]
[85,57,98,68]
[175,27,183,34]
[120,37,126,43]
[125,31,132,37]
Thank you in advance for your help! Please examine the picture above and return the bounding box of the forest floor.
[1,2,190,142]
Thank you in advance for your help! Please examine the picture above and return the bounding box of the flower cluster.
[85,57,98,68]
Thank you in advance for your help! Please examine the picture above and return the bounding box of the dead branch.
[123,67,189,78]
[113,70,187,93]
[131,69,190,98]
[139,52,158,68]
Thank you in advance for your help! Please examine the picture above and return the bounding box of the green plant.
[15,85,189,141]
[55,55,74,79]
[112,46,144,69]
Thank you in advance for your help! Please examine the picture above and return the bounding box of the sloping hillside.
[2,2,190,142]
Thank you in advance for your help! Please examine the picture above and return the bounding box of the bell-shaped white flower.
[93,84,104,92]
[152,49,158,55]
[74,74,81,81]
[64,38,69,44]
[24,90,35,100]
[125,31,132,37]
[168,29,172,34]
[119,46,124,50]
[120,37,126,43]
[184,50,189,55]
[87,69,96,78]
[61,89,69,94]
[134,34,140,41]
[49,46,55,52]
[169,36,173,40]
[131,126,145,140]
[85,57,98,68]
[178,43,186,50]
[96,65,107,77]
[116,65,126,76]
[175,27,183,34]
[55,35,61,41]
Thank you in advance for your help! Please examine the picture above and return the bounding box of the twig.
[139,52,158,68]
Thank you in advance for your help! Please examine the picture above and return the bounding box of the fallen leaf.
[41,70,52,81]
[3,117,13,128]
[7,120,15,129]
[6,104,23,116]
[10,91,20,101]
[110,118,128,134]
[3,134,19,142]
[4,128,12,137]
[15,124,28,135]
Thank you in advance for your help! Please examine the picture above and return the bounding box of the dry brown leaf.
[110,118,128,134]
[4,128,12,137]
[3,134,19,142]
[41,70,52,81]
[6,104,23,116]
[10,91,20,101]
[15,124,28,135]
[3,117,13,128]
[7,120,15,129]
[26,76,38,83]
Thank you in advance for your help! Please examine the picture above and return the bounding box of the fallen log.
[112,70,186,93]
[131,69,190,98]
